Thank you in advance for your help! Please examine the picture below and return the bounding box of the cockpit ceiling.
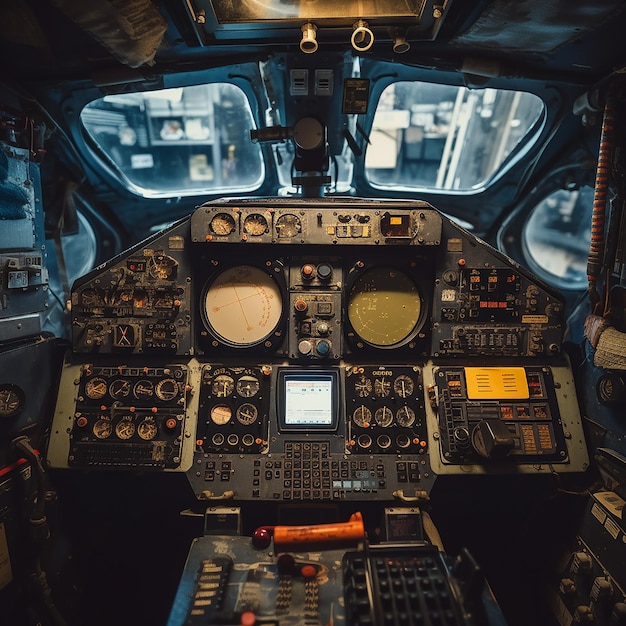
[0,0,625,80]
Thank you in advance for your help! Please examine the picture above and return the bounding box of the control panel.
[48,198,589,499]
[167,531,502,626]
[70,220,193,355]
[52,362,190,470]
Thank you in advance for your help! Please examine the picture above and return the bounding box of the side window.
[365,82,544,191]
[81,84,263,197]
[522,186,593,290]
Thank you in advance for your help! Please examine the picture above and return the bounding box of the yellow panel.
[464,367,529,399]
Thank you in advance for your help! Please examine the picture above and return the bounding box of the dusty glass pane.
[366,82,544,191]
[524,186,593,290]
[81,84,263,197]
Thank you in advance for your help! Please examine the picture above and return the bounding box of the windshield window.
[81,84,263,197]
[366,82,544,191]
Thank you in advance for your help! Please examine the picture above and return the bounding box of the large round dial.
[347,267,422,346]
[203,265,282,346]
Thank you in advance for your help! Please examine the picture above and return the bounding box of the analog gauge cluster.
[68,365,188,469]
[345,263,431,356]
[345,366,428,455]
[206,210,273,240]
[199,262,286,354]
[80,366,185,405]
[196,365,270,454]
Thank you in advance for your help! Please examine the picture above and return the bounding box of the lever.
[471,419,515,459]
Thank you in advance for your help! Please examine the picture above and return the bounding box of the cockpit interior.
[1,2,626,625]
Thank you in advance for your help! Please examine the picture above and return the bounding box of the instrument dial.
[236,403,258,425]
[85,377,108,400]
[109,379,131,399]
[80,288,102,307]
[375,406,393,427]
[243,213,268,236]
[355,376,372,397]
[133,379,154,399]
[211,404,232,425]
[213,374,235,398]
[156,378,179,401]
[236,375,260,397]
[352,405,372,428]
[115,418,135,440]
[93,418,113,439]
[210,212,236,236]
[203,265,283,347]
[347,267,422,346]
[148,253,177,279]
[374,378,391,397]
[276,214,301,238]
[137,418,158,440]
[0,385,24,418]
[396,405,416,427]
[394,375,414,398]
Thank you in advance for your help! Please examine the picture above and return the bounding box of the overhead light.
[300,23,318,54]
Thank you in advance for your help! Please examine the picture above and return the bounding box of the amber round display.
[347,267,422,346]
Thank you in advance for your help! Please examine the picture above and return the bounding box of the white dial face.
[204,265,282,346]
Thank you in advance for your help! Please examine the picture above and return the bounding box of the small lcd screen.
[278,370,339,431]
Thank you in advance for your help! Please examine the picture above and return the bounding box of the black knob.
[471,420,515,459]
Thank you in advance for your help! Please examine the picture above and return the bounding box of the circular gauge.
[212,374,235,398]
[115,418,135,440]
[355,376,372,397]
[137,418,158,440]
[236,403,258,425]
[211,404,232,425]
[357,434,372,448]
[396,405,416,427]
[397,434,411,448]
[84,377,108,400]
[133,379,154,399]
[148,253,177,279]
[377,434,392,449]
[93,418,113,439]
[352,405,372,428]
[347,267,422,346]
[211,212,236,236]
[81,288,102,307]
[203,265,283,346]
[0,384,24,418]
[236,375,260,398]
[243,213,268,236]
[374,378,391,397]
[375,406,393,427]
[394,375,414,398]
[156,378,179,401]
[276,214,302,238]
[109,379,131,399]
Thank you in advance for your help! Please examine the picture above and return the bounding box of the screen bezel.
[277,369,340,432]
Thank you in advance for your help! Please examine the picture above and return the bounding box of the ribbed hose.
[587,91,617,312]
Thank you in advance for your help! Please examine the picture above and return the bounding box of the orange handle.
[272,512,365,549]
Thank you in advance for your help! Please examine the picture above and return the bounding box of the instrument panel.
[48,199,589,500]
